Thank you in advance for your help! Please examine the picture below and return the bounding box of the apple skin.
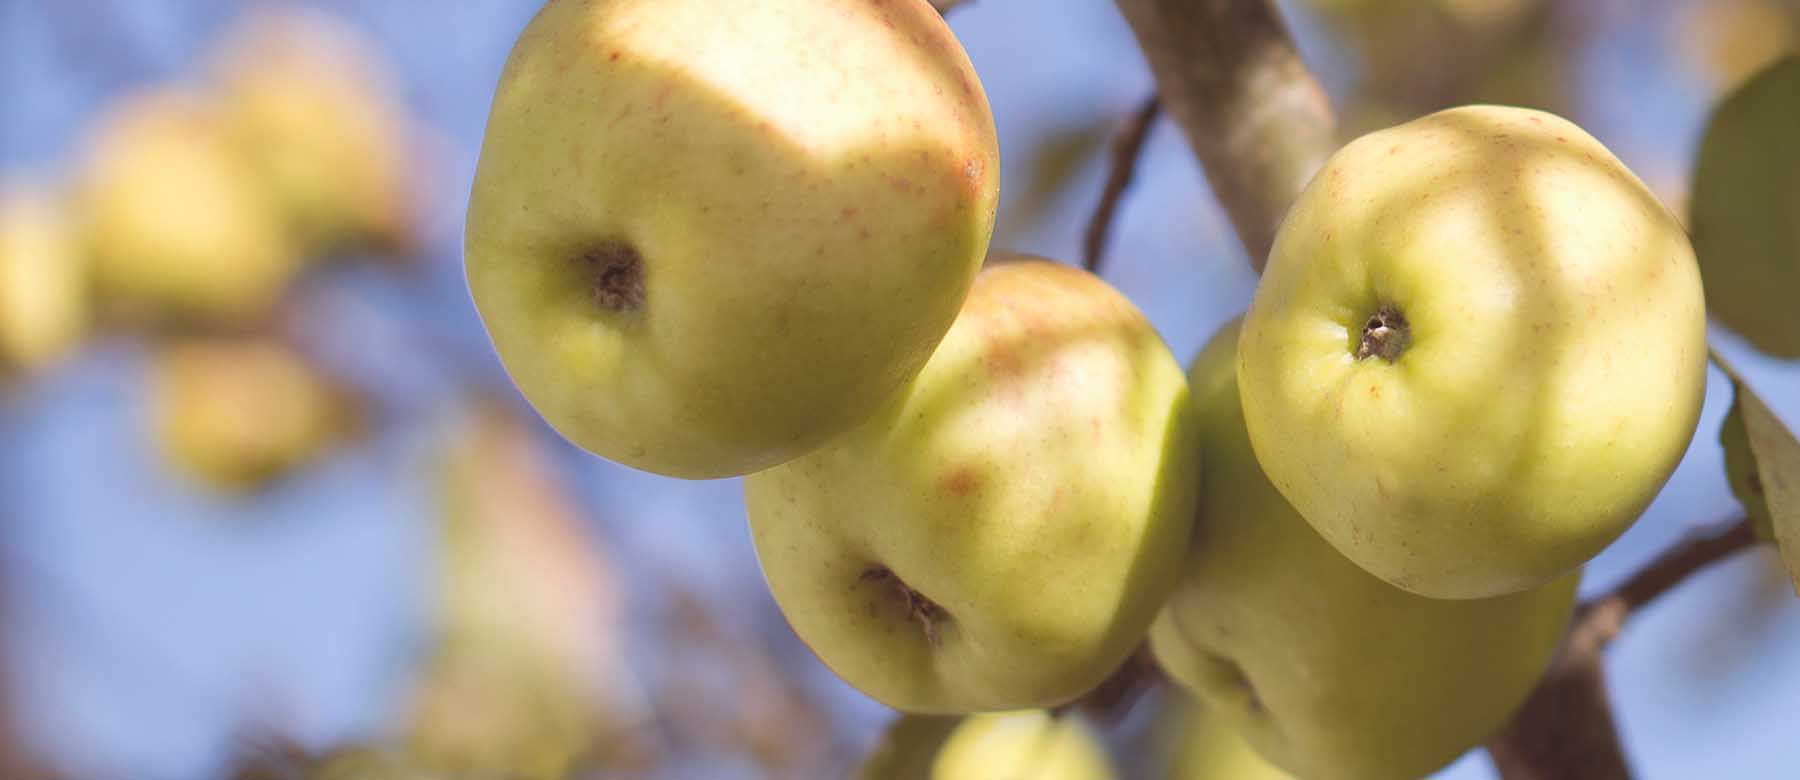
[464,0,999,479]
[857,715,962,780]
[929,711,1114,780]
[0,184,87,374]
[1689,55,1800,358]
[857,711,1114,780]
[746,258,1199,713]
[1152,317,1577,780]
[1151,694,1291,780]
[78,88,301,326]
[1238,105,1706,599]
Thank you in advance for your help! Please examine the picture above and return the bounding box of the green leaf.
[1713,349,1800,595]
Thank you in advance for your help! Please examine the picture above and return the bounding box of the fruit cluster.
[2,5,422,491]
[462,2,1799,778]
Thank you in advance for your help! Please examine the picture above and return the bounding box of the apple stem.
[578,240,646,313]
[1355,303,1411,363]
[860,567,947,646]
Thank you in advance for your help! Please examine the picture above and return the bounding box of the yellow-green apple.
[857,714,961,780]
[929,711,1113,780]
[464,0,1000,478]
[1149,695,1291,780]
[211,5,418,255]
[78,88,301,326]
[857,711,1116,780]
[1238,105,1706,599]
[746,258,1198,713]
[151,338,355,491]
[0,182,88,374]
[1690,55,1800,358]
[1152,317,1577,780]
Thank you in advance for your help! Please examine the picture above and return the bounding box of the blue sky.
[3,1,1799,778]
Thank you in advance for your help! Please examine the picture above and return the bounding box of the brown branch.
[929,0,973,16]
[1488,518,1759,780]
[1110,0,1336,270]
[1083,96,1162,274]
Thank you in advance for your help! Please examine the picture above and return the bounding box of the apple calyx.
[577,240,645,313]
[862,566,948,645]
[1354,302,1411,363]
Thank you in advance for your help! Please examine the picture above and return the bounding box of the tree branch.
[1083,96,1161,274]
[1110,0,1336,270]
[1488,518,1759,780]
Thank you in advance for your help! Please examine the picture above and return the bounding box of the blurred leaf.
[1689,55,1800,358]
[1714,350,1800,594]
[407,402,648,776]
[995,118,1111,247]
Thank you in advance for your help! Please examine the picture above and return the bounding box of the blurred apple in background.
[405,403,649,776]
[77,88,302,327]
[0,181,88,376]
[151,337,357,492]
[210,4,420,257]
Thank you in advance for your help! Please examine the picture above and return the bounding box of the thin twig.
[1110,0,1336,270]
[1083,96,1162,274]
[1488,518,1759,780]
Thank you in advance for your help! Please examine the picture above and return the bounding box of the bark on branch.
[1111,0,1336,270]
[1487,519,1759,780]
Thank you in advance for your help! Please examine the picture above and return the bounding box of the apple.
[1150,694,1291,780]
[857,715,961,780]
[78,88,301,326]
[858,710,1116,780]
[1152,317,1578,780]
[464,0,1000,478]
[211,5,418,255]
[151,338,355,491]
[1689,55,1800,358]
[931,711,1113,780]
[746,258,1199,713]
[0,182,87,374]
[1238,105,1706,599]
